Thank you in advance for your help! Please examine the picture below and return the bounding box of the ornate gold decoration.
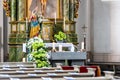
[3,0,10,17]
[74,0,80,18]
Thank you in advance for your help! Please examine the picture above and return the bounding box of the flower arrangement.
[26,37,50,68]
[54,31,66,41]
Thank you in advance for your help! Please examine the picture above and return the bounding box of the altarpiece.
[3,0,80,61]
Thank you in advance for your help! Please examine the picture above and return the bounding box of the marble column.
[63,0,69,21]
[10,0,17,21]
[69,0,74,21]
[17,0,26,21]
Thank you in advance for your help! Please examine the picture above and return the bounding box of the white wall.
[92,0,120,62]
[93,0,111,53]
[0,0,3,62]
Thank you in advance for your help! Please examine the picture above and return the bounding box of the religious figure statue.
[29,13,40,38]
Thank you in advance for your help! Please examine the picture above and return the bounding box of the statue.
[29,13,40,38]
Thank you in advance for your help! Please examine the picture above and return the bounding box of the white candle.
[55,12,56,24]
[22,58,26,62]
[52,42,55,50]
[22,43,26,52]
[59,45,62,52]
[81,42,84,49]
[26,17,28,31]
[64,17,65,27]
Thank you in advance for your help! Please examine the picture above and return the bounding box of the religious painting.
[27,0,63,19]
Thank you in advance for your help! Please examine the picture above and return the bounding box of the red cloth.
[79,66,101,77]
[62,66,74,70]
[79,66,88,73]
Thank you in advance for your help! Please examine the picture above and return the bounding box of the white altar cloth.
[23,43,75,52]
[45,43,74,52]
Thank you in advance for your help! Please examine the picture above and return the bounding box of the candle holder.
[82,25,87,50]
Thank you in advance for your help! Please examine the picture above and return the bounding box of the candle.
[63,17,65,27]
[52,42,55,50]
[26,17,28,31]
[22,43,26,52]
[55,12,56,24]
[59,45,62,52]
[81,42,84,49]
[22,58,26,62]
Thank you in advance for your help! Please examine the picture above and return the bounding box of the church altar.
[48,52,87,67]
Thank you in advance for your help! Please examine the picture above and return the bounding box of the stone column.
[85,0,91,51]
[109,1,120,61]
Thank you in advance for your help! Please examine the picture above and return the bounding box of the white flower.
[26,37,43,49]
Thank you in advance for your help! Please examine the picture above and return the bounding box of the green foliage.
[54,31,66,41]
[27,37,50,68]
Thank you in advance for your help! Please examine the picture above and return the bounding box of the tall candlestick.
[55,12,56,24]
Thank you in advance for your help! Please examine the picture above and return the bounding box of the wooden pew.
[0,62,35,69]
[9,76,113,80]
[0,69,94,79]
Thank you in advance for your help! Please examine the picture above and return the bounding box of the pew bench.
[9,77,113,80]
[87,62,120,75]
[0,62,35,69]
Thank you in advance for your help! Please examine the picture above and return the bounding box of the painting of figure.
[28,0,59,18]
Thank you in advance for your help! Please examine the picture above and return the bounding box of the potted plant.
[54,31,66,43]
[26,37,50,68]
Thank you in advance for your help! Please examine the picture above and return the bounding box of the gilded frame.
[26,0,63,19]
